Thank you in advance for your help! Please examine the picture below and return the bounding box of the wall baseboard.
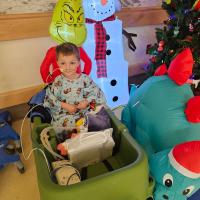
[0,64,146,109]
[1,72,148,121]
[0,84,44,109]
[1,103,29,121]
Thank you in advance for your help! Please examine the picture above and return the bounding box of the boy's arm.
[83,76,106,105]
[43,78,62,111]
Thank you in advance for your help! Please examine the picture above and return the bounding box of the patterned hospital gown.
[44,74,106,128]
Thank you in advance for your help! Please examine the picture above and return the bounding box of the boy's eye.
[61,62,65,65]
[71,61,77,65]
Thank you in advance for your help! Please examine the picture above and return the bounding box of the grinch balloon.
[49,0,86,46]
[82,0,129,108]
[40,0,91,83]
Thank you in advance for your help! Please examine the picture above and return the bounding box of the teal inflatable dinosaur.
[122,48,200,157]
[122,75,200,157]
[122,48,200,200]
[149,141,200,200]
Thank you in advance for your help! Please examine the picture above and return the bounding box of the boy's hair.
[56,42,80,60]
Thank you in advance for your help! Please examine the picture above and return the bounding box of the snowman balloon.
[83,0,129,108]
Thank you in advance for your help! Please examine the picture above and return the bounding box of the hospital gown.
[44,74,106,128]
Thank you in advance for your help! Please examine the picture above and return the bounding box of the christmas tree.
[146,0,200,80]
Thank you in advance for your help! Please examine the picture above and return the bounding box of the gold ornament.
[193,0,200,10]
[165,0,171,4]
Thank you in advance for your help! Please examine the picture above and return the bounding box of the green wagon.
[31,109,154,200]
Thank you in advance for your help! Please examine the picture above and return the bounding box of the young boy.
[43,42,106,128]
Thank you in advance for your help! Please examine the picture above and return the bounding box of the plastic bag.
[64,128,114,169]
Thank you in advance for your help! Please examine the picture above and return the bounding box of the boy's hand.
[77,100,89,110]
[61,102,77,114]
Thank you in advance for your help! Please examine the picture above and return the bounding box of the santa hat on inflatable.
[153,48,194,84]
[168,141,200,179]
[168,48,194,86]
[153,48,200,123]
[154,63,167,76]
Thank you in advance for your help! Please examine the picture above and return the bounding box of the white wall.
[0,24,161,93]
[0,37,56,93]
[124,25,160,67]
[0,1,162,93]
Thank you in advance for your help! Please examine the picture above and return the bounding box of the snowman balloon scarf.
[83,0,136,108]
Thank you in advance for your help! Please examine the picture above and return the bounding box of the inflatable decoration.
[40,46,91,83]
[149,141,200,200]
[122,48,200,157]
[167,48,193,86]
[82,0,129,108]
[49,0,86,45]
[40,0,92,83]
[154,63,167,76]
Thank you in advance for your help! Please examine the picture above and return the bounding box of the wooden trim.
[0,12,52,41]
[0,63,145,109]
[2,104,29,121]
[0,85,44,109]
[117,7,168,27]
[0,7,167,41]
[0,63,143,109]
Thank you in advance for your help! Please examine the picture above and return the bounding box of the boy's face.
[57,53,80,77]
